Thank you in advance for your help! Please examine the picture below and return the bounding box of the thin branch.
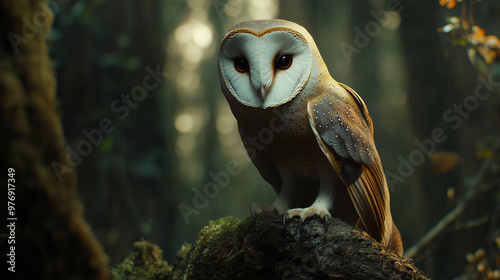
[468,0,475,26]
[404,138,500,259]
[452,215,490,232]
[461,0,470,31]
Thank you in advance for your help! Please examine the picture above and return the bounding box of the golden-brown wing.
[306,82,388,243]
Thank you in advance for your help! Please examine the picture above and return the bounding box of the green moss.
[175,216,250,279]
[114,217,251,279]
[196,216,241,247]
[112,240,172,280]
[172,243,192,280]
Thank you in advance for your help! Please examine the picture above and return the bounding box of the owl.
[217,19,403,255]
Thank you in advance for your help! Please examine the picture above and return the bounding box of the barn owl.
[217,19,403,255]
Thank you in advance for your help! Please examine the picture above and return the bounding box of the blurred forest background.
[47,0,500,279]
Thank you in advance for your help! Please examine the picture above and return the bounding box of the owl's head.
[218,19,320,109]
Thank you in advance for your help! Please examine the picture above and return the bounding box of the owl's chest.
[237,103,328,179]
[266,127,325,179]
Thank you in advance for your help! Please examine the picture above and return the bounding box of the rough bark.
[168,213,428,280]
[0,1,109,279]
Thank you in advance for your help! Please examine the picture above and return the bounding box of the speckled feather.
[306,79,388,242]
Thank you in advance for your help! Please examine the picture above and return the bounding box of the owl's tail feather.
[388,222,404,256]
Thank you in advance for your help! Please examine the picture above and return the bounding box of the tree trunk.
[169,213,428,280]
[0,1,109,279]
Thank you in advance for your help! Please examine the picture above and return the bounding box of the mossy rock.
[115,214,428,280]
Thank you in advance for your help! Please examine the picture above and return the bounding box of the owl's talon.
[250,202,279,219]
[283,213,289,231]
[250,206,256,221]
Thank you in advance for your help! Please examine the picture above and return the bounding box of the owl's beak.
[260,86,268,101]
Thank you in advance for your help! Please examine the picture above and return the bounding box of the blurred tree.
[51,0,174,264]
[401,1,499,278]
[0,0,109,278]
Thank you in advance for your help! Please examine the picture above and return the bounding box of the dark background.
[48,0,500,279]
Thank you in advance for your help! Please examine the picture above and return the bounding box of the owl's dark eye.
[234,57,249,73]
[275,54,293,70]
